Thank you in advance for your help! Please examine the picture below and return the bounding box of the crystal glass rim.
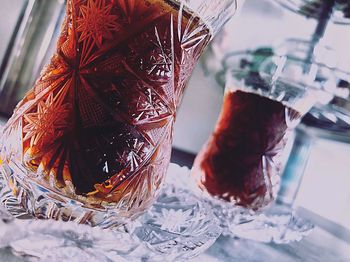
[222,50,350,78]
[179,0,242,37]
[216,51,350,102]
[224,70,326,115]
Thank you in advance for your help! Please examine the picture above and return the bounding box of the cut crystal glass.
[0,0,243,226]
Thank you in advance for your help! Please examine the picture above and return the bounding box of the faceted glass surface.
[0,0,212,222]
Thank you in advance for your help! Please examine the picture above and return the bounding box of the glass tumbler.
[0,0,244,228]
[191,50,334,240]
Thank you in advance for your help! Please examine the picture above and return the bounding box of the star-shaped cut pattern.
[135,88,168,121]
[157,208,192,233]
[77,0,120,47]
[23,93,70,147]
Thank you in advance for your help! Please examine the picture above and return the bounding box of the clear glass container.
[191,50,337,242]
[193,51,326,209]
[0,0,244,228]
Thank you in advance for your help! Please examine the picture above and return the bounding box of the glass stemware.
[0,0,244,228]
[191,49,338,243]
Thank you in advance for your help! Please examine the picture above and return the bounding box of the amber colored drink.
[193,90,302,210]
[1,0,211,208]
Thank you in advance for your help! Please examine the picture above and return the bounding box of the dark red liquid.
[194,90,301,210]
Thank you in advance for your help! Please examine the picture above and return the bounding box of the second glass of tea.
[191,50,334,241]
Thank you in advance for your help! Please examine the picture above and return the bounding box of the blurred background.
[0,0,350,239]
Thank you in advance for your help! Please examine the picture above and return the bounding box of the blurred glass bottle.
[0,0,66,117]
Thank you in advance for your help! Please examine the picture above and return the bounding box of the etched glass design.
[0,0,239,226]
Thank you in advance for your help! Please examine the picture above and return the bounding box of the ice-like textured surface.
[134,174,222,261]
[165,164,314,244]
[0,163,222,262]
[0,206,138,262]
[227,203,314,244]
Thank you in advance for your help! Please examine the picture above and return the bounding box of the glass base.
[201,187,314,244]
[0,162,151,228]
[165,164,314,244]
[134,182,222,261]
[0,163,222,261]
[227,203,314,244]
